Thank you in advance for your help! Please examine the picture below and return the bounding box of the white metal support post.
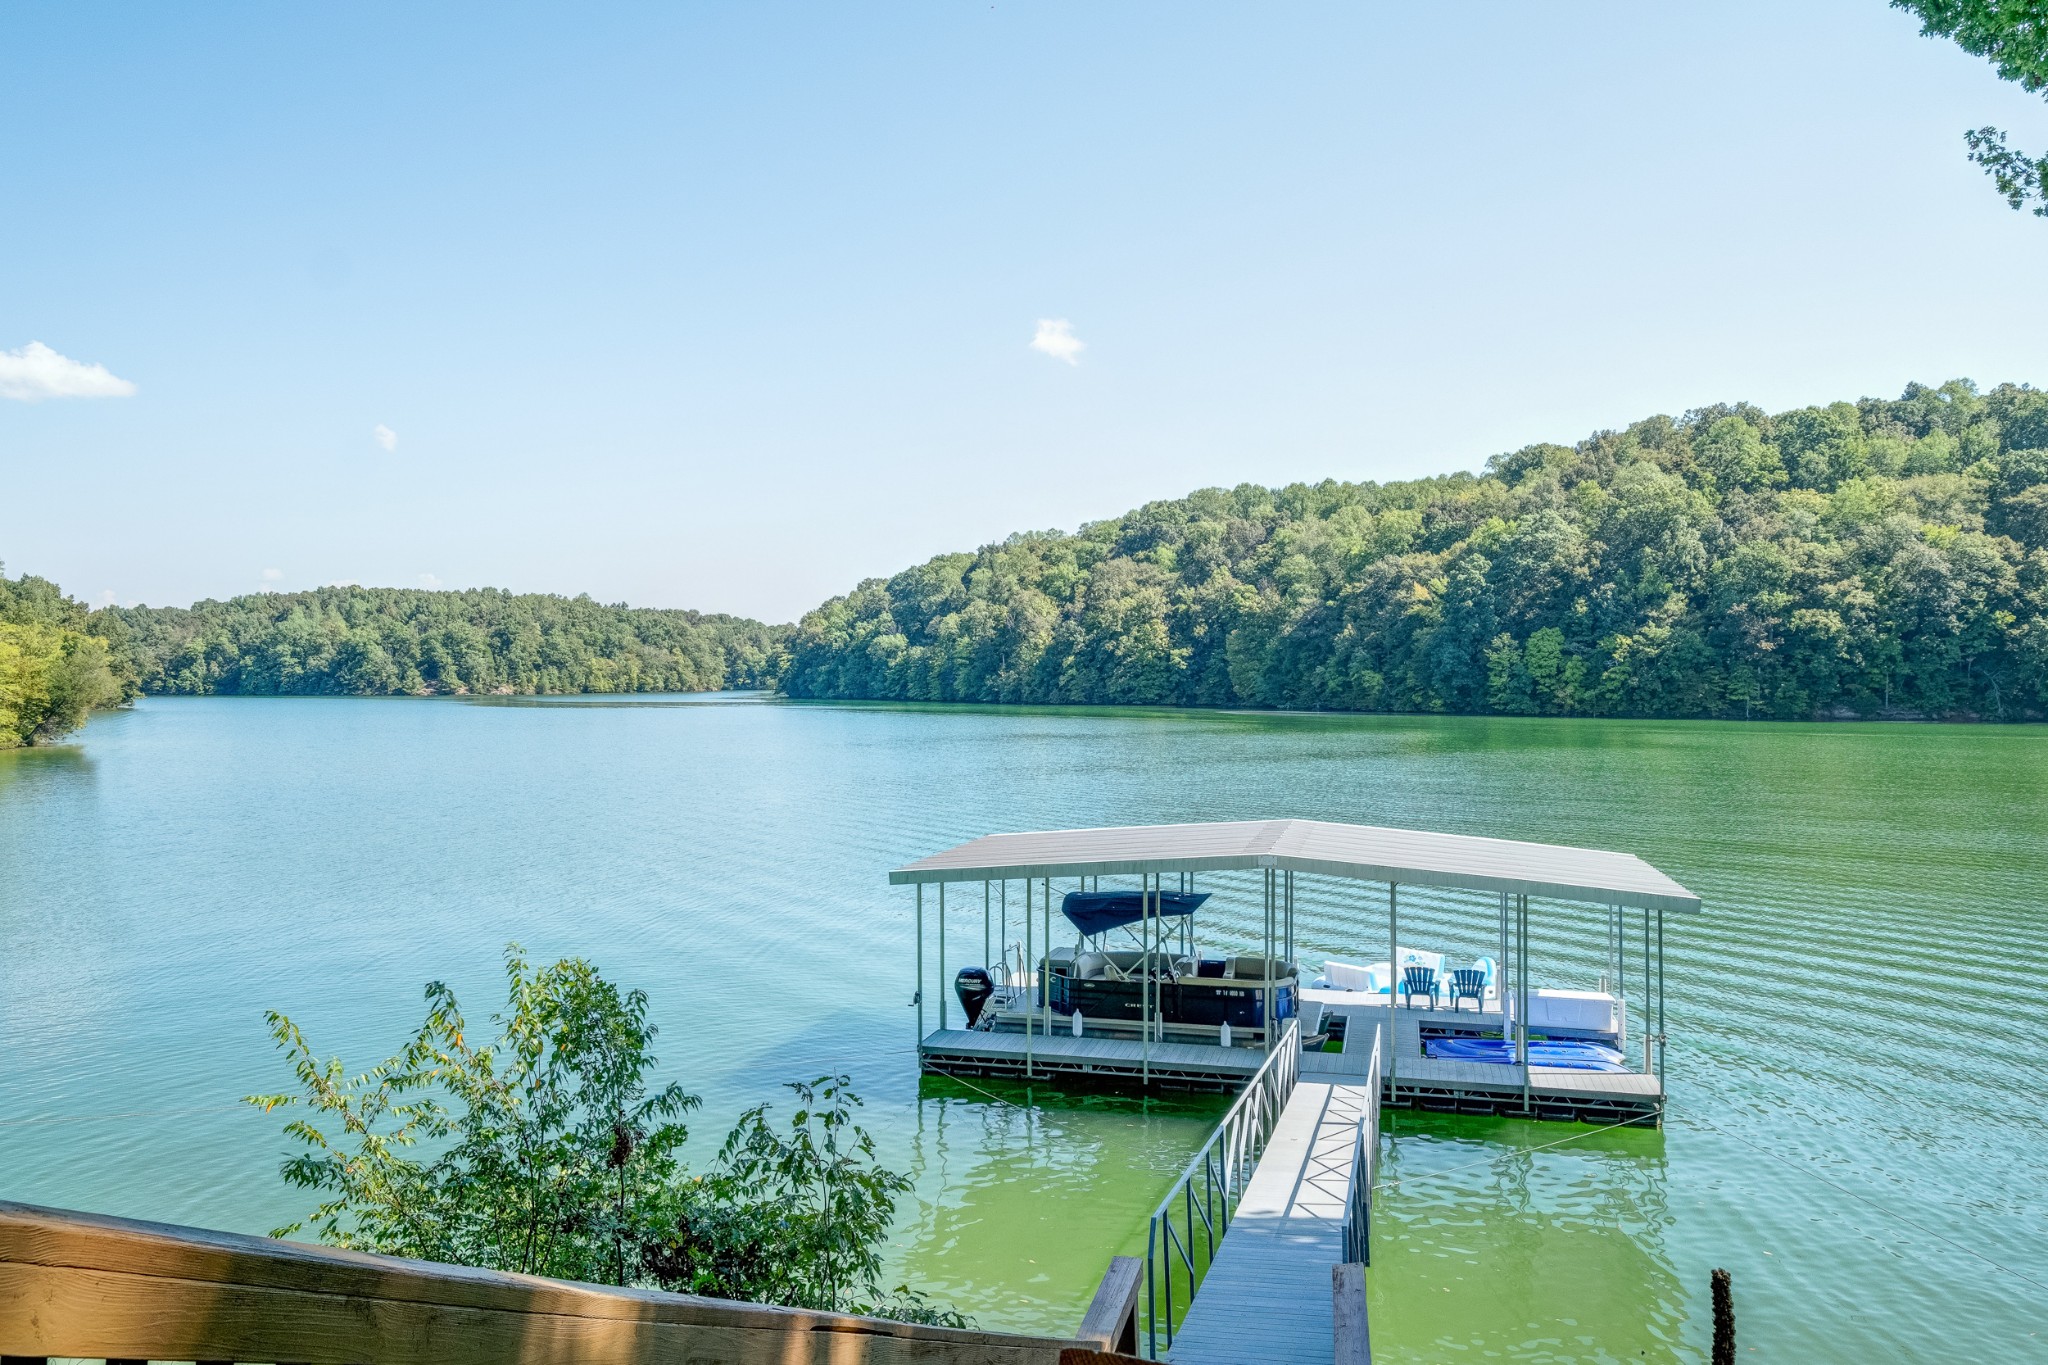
[1024,877,1033,1078]
[1388,881,1399,1103]
[1497,891,1509,1031]
[1617,897,1629,1062]
[1043,877,1052,1038]
[1517,893,1531,1114]
[1284,870,1294,967]
[915,883,925,1046]
[1262,870,1275,1056]
[1642,905,1652,1076]
[938,882,947,1030]
[1142,873,1153,1086]
[1656,906,1666,1085]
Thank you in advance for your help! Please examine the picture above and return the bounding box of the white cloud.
[417,573,442,589]
[1029,318,1085,365]
[261,568,283,582]
[372,423,398,452]
[0,341,137,402]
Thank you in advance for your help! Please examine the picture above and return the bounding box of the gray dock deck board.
[921,1028,1269,1076]
[1167,1077,1372,1364]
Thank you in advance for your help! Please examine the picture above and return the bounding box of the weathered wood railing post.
[1076,1256,1141,1356]
[1332,1262,1369,1364]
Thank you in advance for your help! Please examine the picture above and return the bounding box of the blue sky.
[5,2,2047,623]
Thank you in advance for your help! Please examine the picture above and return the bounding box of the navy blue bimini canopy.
[1061,890,1210,937]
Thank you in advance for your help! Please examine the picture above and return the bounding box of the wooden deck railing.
[0,1200,1144,1365]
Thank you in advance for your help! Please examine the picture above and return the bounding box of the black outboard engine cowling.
[954,967,995,1027]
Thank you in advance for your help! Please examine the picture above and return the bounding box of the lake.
[2,696,2044,1360]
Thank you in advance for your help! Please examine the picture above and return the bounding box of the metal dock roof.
[889,817,1700,913]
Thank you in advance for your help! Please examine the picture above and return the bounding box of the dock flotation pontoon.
[894,818,1699,1125]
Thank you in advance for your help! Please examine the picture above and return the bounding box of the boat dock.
[892,817,1699,1358]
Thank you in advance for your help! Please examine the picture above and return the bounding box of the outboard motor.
[954,966,994,1028]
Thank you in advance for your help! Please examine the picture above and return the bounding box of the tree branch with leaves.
[1895,1,2048,216]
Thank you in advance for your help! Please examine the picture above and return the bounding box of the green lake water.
[2,696,2044,1360]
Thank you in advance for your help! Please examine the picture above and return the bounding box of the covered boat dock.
[893,817,1700,1125]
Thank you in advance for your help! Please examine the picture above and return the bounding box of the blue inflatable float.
[1423,1036,1629,1072]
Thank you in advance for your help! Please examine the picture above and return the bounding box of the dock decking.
[1165,1076,1374,1364]
[919,1027,1267,1090]
[922,994,1662,1122]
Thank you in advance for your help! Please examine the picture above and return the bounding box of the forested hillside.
[102,586,785,698]
[0,568,129,746]
[783,380,2048,721]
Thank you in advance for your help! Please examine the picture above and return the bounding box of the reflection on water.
[2,696,2045,1360]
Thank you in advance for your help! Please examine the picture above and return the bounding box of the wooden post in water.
[1711,1267,1735,1365]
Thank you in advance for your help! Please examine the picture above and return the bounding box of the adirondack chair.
[1400,965,1438,1009]
[1449,967,1488,1012]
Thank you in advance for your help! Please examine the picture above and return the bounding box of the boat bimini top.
[1061,890,1209,937]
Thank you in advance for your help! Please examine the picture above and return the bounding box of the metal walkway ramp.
[1166,1077,1375,1363]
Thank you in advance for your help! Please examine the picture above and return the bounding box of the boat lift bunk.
[893,818,1699,1123]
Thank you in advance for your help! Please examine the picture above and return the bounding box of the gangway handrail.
[1142,1017,1299,1358]
[1339,1029,1382,1265]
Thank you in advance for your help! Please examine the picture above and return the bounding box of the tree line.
[782,379,2048,721]
[103,584,785,700]
[12,376,2048,740]
[0,575,788,746]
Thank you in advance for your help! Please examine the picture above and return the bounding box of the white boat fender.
[1220,1019,1233,1048]
[1072,1009,1084,1038]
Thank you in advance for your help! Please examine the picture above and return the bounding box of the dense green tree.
[253,947,957,1322]
[104,585,785,698]
[0,566,129,746]
[783,379,2048,721]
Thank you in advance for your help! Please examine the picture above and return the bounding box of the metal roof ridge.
[1245,818,1297,860]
